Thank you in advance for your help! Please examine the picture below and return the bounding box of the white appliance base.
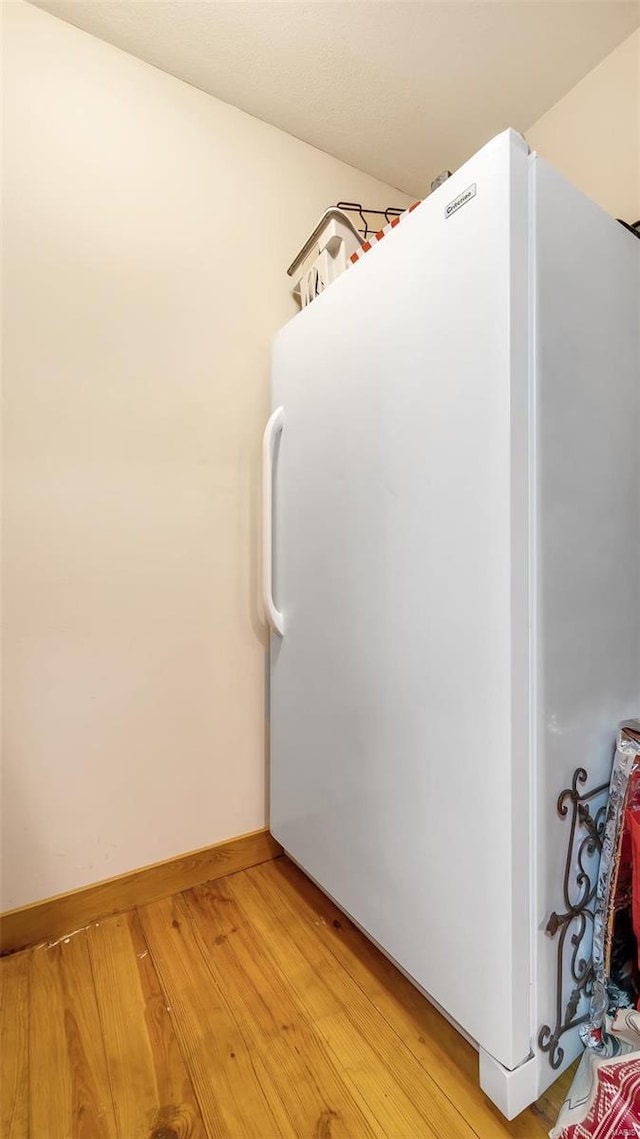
[479,1049,540,1120]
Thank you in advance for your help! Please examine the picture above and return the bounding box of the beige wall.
[527,30,639,222]
[1,0,410,910]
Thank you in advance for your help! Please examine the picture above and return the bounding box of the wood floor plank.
[11,855,575,1138]
[186,881,381,1139]
[215,872,480,1139]
[138,892,293,1139]
[0,950,30,1139]
[235,861,457,1139]
[250,858,562,1139]
[28,932,117,1139]
[185,879,406,1139]
[88,911,207,1139]
[531,1061,576,1130]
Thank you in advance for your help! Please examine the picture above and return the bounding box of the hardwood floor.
[0,856,573,1138]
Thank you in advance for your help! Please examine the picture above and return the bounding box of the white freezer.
[265,130,640,1117]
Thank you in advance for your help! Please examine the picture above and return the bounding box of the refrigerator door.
[269,130,532,1069]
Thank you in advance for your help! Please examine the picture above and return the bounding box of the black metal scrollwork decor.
[538,767,608,1069]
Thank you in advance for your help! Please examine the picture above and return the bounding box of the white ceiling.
[29,0,640,196]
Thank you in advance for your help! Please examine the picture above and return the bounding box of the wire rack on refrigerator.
[336,201,407,241]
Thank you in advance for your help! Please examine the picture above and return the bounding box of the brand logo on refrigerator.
[445,183,476,218]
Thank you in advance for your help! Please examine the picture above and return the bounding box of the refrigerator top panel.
[269,130,532,1068]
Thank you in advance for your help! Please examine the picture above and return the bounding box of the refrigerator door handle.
[262,406,285,636]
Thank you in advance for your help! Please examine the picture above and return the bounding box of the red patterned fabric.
[630,811,640,979]
[552,1010,640,1138]
[559,1056,640,1138]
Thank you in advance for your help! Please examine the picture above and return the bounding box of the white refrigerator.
[264,129,639,1118]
